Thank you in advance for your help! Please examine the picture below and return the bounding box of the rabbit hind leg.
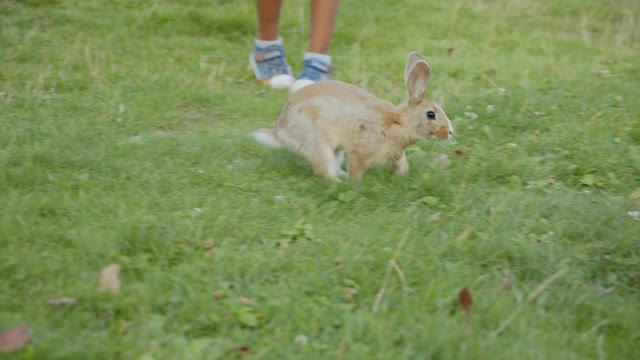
[335,150,347,177]
[346,153,370,181]
[306,143,340,181]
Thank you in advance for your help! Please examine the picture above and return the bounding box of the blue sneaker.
[291,57,332,92]
[250,44,295,89]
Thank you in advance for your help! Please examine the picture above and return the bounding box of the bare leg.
[308,0,340,54]
[256,0,283,41]
[393,151,409,175]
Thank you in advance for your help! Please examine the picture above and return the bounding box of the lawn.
[1,0,639,359]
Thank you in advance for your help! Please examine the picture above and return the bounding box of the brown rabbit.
[252,51,453,181]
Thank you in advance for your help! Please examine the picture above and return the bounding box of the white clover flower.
[464,112,478,120]
[294,334,308,346]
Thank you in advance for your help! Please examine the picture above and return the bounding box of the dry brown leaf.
[497,276,513,293]
[46,297,76,306]
[0,324,30,353]
[235,296,255,306]
[234,345,250,353]
[456,225,473,242]
[459,287,473,313]
[201,240,214,250]
[344,288,358,299]
[428,212,442,223]
[98,264,121,294]
[213,290,225,300]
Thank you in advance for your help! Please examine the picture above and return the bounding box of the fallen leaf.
[580,283,616,294]
[455,150,465,157]
[201,240,214,250]
[212,290,225,300]
[235,297,255,306]
[344,288,358,299]
[98,264,121,294]
[434,154,451,167]
[497,277,513,293]
[456,225,473,242]
[234,345,250,353]
[0,324,30,353]
[46,297,76,306]
[428,212,442,222]
[459,287,473,313]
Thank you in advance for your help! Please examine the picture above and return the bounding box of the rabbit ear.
[404,51,424,86]
[405,58,431,102]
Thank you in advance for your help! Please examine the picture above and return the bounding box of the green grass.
[1,0,639,358]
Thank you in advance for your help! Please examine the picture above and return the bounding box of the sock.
[254,36,283,49]
[303,52,331,65]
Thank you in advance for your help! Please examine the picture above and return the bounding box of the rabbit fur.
[253,51,453,181]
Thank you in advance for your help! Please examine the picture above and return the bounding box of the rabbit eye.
[426,110,436,120]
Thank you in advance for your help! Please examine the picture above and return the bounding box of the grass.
[1,0,639,358]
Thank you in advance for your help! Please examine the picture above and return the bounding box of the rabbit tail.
[252,128,283,148]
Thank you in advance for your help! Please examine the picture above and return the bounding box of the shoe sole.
[249,53,294,89]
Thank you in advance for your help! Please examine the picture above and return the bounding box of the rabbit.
[252,51,453,181]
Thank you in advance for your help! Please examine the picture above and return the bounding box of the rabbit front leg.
[393,151,409,176]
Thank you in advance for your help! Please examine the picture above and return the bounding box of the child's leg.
[291,0,340,92]
[308,0,339,54]
[252,0,294,88]
[256,0,282,41]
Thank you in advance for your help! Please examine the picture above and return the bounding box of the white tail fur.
[252,128,282,148]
